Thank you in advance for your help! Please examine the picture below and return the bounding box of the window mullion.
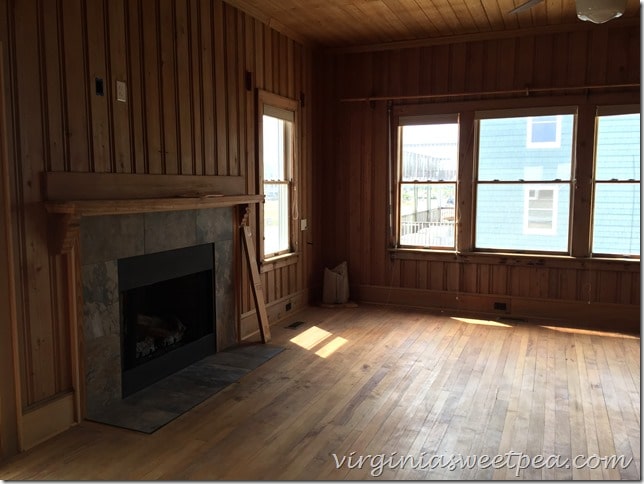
[570,104,595,258]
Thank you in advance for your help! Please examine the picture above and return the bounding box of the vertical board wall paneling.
[318,25,640,325]
[3,0,313,419]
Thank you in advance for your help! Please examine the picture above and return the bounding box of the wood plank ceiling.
[224,0,641,47]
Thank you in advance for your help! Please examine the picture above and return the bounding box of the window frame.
[257,90,299,264]
[394,114,460,251]
[590,105,640,258]
[526,115,562,148]
[473,107,576,255]
[389,96,639,262]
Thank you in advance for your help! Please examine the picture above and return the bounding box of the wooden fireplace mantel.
[42,172,263,254]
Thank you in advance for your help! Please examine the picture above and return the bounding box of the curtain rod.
[339,83,640,103]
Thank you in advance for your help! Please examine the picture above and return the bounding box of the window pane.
[400,183,455,248]
[595,113,640,181]
[592,183,640,256]
[476,184,570,252]
[478,114,574,181]
[264,183,289,255]
[530,116,558,144]
[401,124,458,182]
[263,115,286,180]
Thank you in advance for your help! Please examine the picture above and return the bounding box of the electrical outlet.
[116,80,127,103]
[300,219,308,231]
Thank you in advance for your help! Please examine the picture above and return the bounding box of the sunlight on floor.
[289,325,348,358]
[451,316,512,328]
[315,336,348,358]
[289,326,332,349]
[539,325,639,339]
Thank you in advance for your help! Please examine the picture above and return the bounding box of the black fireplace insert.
[118,243,216,397]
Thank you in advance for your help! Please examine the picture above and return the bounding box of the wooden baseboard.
[21,393,76,451]
[356,285,640,334]
[240,289,309,341]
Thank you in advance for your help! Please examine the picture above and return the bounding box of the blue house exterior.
[475,114,575,252]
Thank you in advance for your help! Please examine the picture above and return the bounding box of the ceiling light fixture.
[575,0,627,24]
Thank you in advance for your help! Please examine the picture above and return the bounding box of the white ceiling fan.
[509,0,628,24]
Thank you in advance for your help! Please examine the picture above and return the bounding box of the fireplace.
[118,244,216,397]
[79,207,237,419]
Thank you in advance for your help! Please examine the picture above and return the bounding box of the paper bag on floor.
[322,261,350,305]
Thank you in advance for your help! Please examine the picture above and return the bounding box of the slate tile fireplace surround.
[79,207,235,420]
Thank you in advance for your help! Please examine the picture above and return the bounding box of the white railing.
[400,221,454,247]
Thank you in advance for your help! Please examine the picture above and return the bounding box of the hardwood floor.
[1,304,640,480]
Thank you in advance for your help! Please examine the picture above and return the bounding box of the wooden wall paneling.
[429,260,444,291]
[617,271,633,306]
[418,46,433,96]
[286,39,294,99]
[496,37,516,91]
[13,0,58,406]
[478,264,490,294]
[514,35,535,90]
[126,0,146,174]
[533,34,554,88]
[360,99,374,286]
[465,42,484,94]
[551,32,569,87]
[347,104,363,284]
[254,18,264,90]
[625,27,640,81]
[567,31,588,87]
[188,0,202,175]
[213,0,227,175]
[490,266,508,295]
[0,37,21,459]
[39,0,65,173]
[482,39,498,92]
[399,47,420,97]
[262,23,272,93]
[448,42,467,97]
[159,0,178,174]
[370,103,387,287]
[141,0,162,174]
[461,262,477,293]
[223,4,237,177]
[175,0,194,175]
[278,34,288,96]
[107,0,131,173]
[199,0,215,175]
[586,28,608,86]
[597,271,618,304]
[446,261,459,292]
[85,0,111,173]
[61,0,90,172]
[606,28,629,85]
[235,9,246,179]
[50,256,71,394]
[431,44,450,95]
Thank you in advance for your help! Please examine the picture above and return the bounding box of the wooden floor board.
[0,304,639,480]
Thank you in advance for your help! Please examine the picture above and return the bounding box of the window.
[591,108,640,256]
[397,115,459,249]
[258,92,298,259]
[524,186,558,235]
[475,109,575,253]
[526,115,562,148]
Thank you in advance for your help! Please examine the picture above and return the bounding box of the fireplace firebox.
[118,243,216,397]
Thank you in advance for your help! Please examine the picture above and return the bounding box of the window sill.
[388,248,639,271]
[260,252,299,273]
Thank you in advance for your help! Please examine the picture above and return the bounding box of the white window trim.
[526,115,562,149]
[523,185,558,236]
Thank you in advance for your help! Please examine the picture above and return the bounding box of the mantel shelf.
[45,194,264,217]
[45,194,263,254]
